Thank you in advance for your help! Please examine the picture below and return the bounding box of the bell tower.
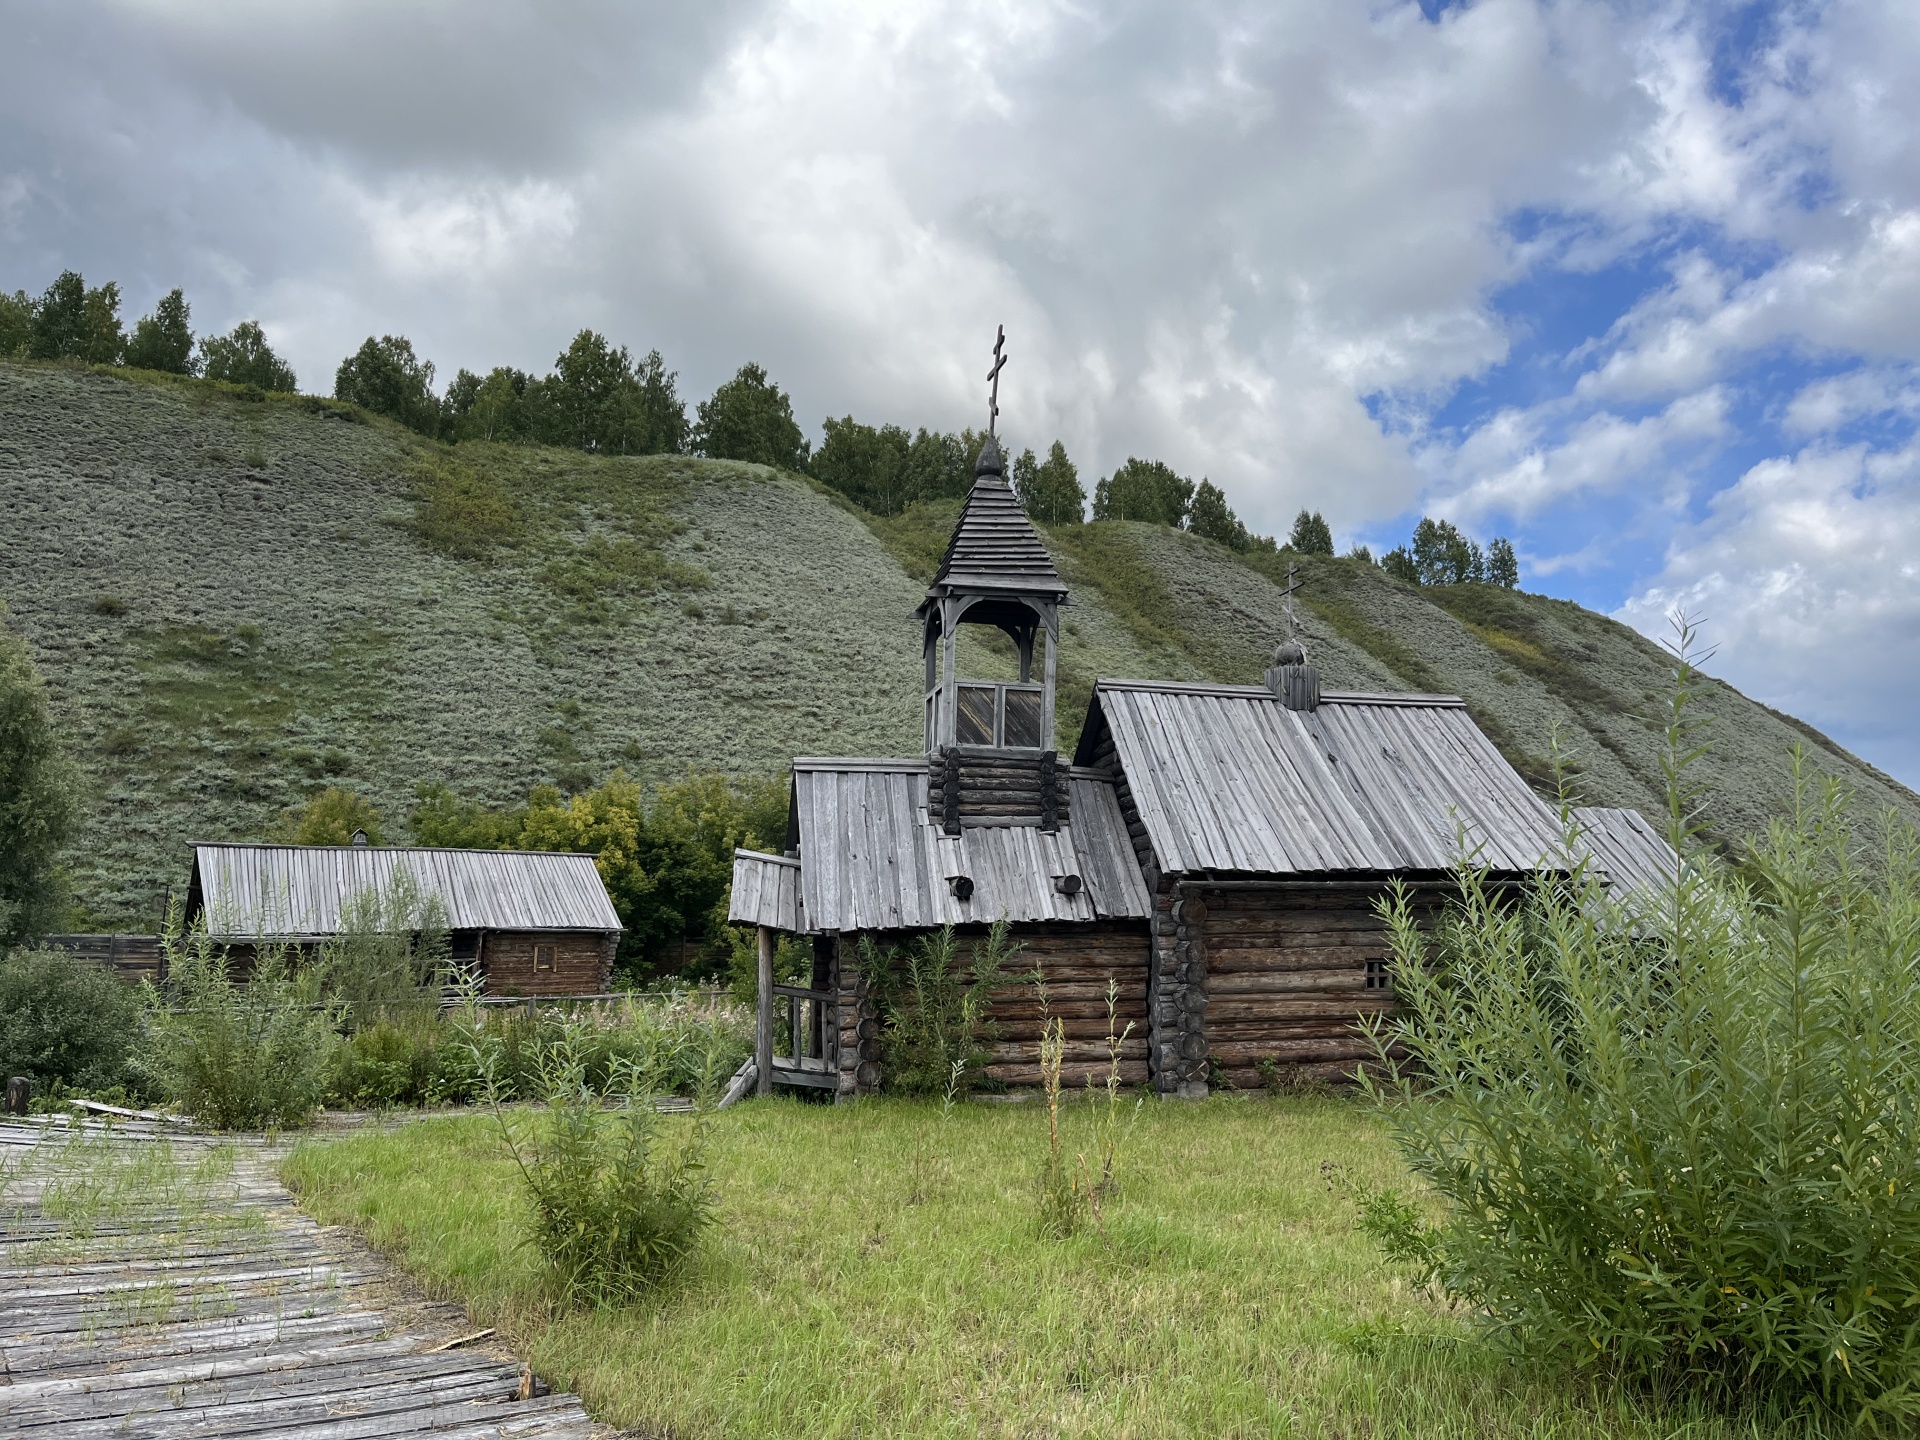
[917,330,1070,834]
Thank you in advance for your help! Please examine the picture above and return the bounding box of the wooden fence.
[38,934,165,984]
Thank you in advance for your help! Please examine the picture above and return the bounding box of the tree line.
[3,268,1521,588]
[1,271,297,390]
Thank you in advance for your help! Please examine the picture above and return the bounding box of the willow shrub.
[1365,762,1920,1422]
[137,921,341,1129]
[865,922,1023,1097]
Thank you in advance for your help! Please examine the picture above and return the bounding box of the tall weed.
[1363,623,1920,1423]
[1036,978,1139,1239]
[867,922,1022,1097]
[316,869,449,1030]
[476,1017,722,1305]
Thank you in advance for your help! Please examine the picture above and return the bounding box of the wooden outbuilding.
[184,841,622,996]
[730,433,1676,1098]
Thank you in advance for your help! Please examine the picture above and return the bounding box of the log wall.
[927,747,1070,833]
[981,922,1150,1088]
[1197,885,1434,1089]
[479,931,615,997]
[835,920,1151,1095]
[40,935,165,985]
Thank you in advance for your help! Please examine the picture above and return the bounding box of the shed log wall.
[41,934,165,985]
[479,931,615,997]
[982,922,1150,1087]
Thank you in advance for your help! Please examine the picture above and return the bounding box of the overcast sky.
[5,1,1919,785]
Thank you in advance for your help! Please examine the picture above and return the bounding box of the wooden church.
[730,428,1671,1100]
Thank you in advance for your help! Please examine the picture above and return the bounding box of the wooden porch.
[753,925,838,1095]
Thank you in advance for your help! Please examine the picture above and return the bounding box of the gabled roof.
[1077,680,1568,876]
[187,843,622,940]
[928,468,1065,598]
[733,759,1151,934]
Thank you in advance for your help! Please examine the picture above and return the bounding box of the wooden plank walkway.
[0,1117,604,1438]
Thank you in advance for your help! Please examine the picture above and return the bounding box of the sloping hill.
[4,360,1915,926]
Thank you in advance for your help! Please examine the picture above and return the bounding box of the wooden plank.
[0,1122,597,1440]
[984,1061,1151,1085]
[1206,946,1394,974]
[1198,1006,1397,1029]
[1207,970,1373,996]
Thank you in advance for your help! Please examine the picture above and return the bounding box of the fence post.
[755,925,774,1097]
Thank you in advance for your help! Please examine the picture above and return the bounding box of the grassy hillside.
[4,359,1916,927]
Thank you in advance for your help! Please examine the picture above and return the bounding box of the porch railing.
[754,926,836,1094]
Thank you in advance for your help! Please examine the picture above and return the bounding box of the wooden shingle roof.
[187,843,622,940]
[1573,806,1681,906]
[928,438,1065,597]
[1078,681,1570,876]
[732,759,1151,934]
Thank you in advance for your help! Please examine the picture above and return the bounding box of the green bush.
[0,948,142,1093]
[866,923,1022,1097]
[0,606,82,943]
[488,1020,720,1304]
[432,992,751,1105]
[325,1019,443,1109]
[1365,655,1920,1423]
[135,922,341,1129]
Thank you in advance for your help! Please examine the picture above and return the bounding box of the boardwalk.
[0,1117,601,1439]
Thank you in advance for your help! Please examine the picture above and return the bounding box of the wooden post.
[755,925,774,1097]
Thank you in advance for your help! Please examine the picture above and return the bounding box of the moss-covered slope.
[3,361,1913,925]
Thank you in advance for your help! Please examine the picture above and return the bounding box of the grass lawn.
[281,1095,1820,1439]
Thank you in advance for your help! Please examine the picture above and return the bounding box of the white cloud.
[1576,212,1920,402]
[1618,438,1920,772]
[1783,366,1920,438]
[1430,386,1729,521]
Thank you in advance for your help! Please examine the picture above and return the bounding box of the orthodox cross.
[1280,562,1309,647]
[986,324,1007,437]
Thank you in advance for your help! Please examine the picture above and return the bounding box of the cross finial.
[1280,562,1308,649]
[987,324,1007,437]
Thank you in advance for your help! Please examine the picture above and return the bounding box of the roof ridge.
[1090,679,1465,707]
[791,756,927,771]
[190,841,605,857]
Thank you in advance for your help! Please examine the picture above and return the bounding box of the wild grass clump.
[136,919,340,1129]
[1363,629,1920,1425]
[480,1018,722,1305]
[429,983,750,1106]
[865,921,1021,1096]
[324,1018,447,1109]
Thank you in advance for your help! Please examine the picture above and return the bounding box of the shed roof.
[738,759,1151,933]
[1078,681,1568,876]
[188,843,622,940]
[928,475,1065,598]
